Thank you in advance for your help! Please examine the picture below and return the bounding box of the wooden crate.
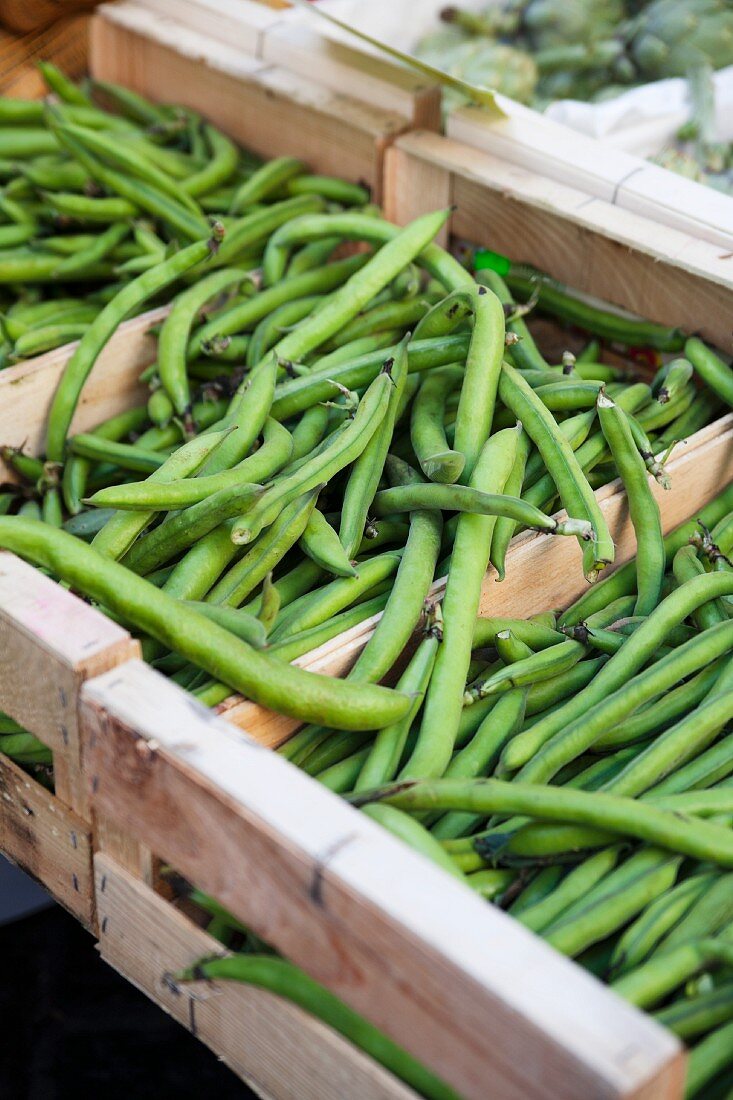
[132,0,441,126]
[79,658,684,1100]
[94,853,420,1099]
[446,101,733,253]
[384,129,733,354]
[90,2,425,203]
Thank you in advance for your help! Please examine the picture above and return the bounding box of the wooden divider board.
[384,131,733,353]
[0,307,163,482]
[0,554,140,816]
[132,0,441,125]
[82,661,684,1100]
[95,855,419,1100]
[0,753,94,928]
[92,3,411,202]
[447,103,733,251]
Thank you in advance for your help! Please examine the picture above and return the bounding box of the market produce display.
[415,0,733,190]
[4,65,733,1099]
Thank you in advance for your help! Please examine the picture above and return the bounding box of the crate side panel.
[0,754,94,927]
[95,854,419,1100]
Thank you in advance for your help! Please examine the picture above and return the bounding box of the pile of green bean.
[3,69,733,1099]
[0,61,369,368]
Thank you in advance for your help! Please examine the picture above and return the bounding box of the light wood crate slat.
[0,554,140,818]
[0,753,94,928]
[0,306,164,482]
[82,662,683,1100]
[92,3,411,201]
[384,131,733,353]
[447,102,733,251]
[134,0,441,125]
[95,854,419,1100]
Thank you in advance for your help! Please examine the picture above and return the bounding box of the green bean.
[472,617,560,651]
[123,482,266,576]
[231,367,393,545]
[91,426,233,560]
[372,482,590,537]
[612,937,733,1010]
[286,237,339,278]
[47,231,220,462]
[269,211,452,367]
[674,545,729,631]
[660,873,733,954]
[50,127,208,240]
[544,854,682,958]
[649,730,733,796]
[162,523,239,601]
[300,508,357,578]
[685,1019,733,1097]
[317,748,371,793]
[597,391,664,615]
[410,365,465,484]
[490,429,531,581]
[430,689,527,840]
[247,294,325,368]
[477,268,550,372]
[176,954,458,1100]
[10,322,88,360]
[68,435,164,474]
[51,119,202,214]
[229,157,305,214]
[355,630,440,791]
[466,640,586,704]
[358,777,733,866]
[507,867,564,916]
[0,224,34,248]
[655,980,733,1040]
[206,489,319,608]
[271,550,402,642]
[159,267,248,423]
[272,333,470,422]
[181,602,268,648]
[686,336,733,408]
[339,337,409,558]
[500,362,613,579]
[287,175,370,206]
[261,210,467,293]
[0,518,410,730]
[189,255,366,357]
[610,873,716,977]
[289,404,330,463]
[515,848,621,934]
[41,189,137,223]
[269,593,390,664]
[0,250,114,285]
[181,124,238,197]
[505,576,733,778]
[0,99,44,125]
[400,428,519,780]
[561,484,733,628]
[0,130,58,159]
[495,631,534,664]
[348,459,443,686]
[505,267,685,351]
[87,418,292,511]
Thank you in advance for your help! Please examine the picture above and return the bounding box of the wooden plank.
[92,4,408,199]
[385,132,733,352]
[0,753,94,928]
[0,307,163,482]
[135,0,280,56]
[95,854,419,1100]
[447,103,733,251]
[82,662,684,1100]
[0,553,140,816]
[260,22,441,128]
